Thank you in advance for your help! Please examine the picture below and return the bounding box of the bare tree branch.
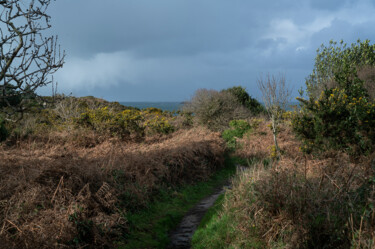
[0,0,65,118]
[257,73,292,163]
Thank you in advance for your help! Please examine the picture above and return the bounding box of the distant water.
[119,102,183,112]
[119,101,299,112]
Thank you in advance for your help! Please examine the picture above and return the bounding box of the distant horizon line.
[119,101,186,103]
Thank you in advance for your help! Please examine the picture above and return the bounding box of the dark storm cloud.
[309,0,349,10]
[43,0,375,101]
[311,19,375,44]
[50,0,267,57]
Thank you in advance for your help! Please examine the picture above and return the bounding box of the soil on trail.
[167,182,231,249]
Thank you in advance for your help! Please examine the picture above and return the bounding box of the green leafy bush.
[306,39,375,99]
[222,86,265,115]
[293,88,375,155]
[294,39,375,156]
[222,120,251,150]
[74,106,176,138]
[75,107,145,138]
[142,108,175,135]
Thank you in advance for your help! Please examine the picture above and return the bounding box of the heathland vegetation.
[0,85,263,248]
[1,5,375,248]
[192,39,375,249]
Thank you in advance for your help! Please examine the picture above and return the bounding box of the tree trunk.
[271,115,280,169]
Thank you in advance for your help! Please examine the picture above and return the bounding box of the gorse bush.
[0,96,178,143]
[142,108,175,135]
[294,39,375,156]
[293,88,375,155]
[306,39,375,99]
[75,107,145,138]
[74,106,176,139]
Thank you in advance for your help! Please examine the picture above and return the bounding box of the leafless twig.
[0,0,65,118]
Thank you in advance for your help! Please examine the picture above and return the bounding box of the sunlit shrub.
[222,120,251,150]
[281,111,292,120]
[143,116,174,135]
[142,107,163,115]
[293,39,375,156]
[293,87,375,155]
[306,39,375,99]
[249,117,264,129]
[75,107,144,138]
[141,108,175,135]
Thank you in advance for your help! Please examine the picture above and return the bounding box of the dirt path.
[167,182,231,249]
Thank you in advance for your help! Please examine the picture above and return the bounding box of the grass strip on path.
[117,155,239,249]
[191,157,266,249]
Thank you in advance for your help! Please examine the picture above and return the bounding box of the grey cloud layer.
[44,0,375,101]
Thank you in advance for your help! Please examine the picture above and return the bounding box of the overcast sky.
[39,0,375,102]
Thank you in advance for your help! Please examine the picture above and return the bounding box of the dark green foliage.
[294,40,375,155]
[0,115,8,141]
[68,211,94,246]
[0,84,38,115]
[0,84,22,108]
[293,88,375,155]
[306,39,375,99]
[222,120,251,150]
[222,86,265,115]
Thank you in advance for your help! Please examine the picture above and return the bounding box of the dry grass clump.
[0,127,225,248]
[0,145,121,248]
[235,119,301,162]
[222,120,375,248]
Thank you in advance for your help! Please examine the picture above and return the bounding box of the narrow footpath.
[167,182,229,249]
[167,165,245,249]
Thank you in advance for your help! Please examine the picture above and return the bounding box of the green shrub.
[183,89,251,131]
[75,107,145,138]
[142,108,175,135]
[222,120,251,150]
[74,106,176,138]
[294,39,375,156]
[306,39,375,99]
[222,86,265,115]
[293,87,375,155]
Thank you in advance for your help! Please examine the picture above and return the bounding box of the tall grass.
[193,119,375,248]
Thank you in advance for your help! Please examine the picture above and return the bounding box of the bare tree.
[0,0,65,118]
[257,73,292,159]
